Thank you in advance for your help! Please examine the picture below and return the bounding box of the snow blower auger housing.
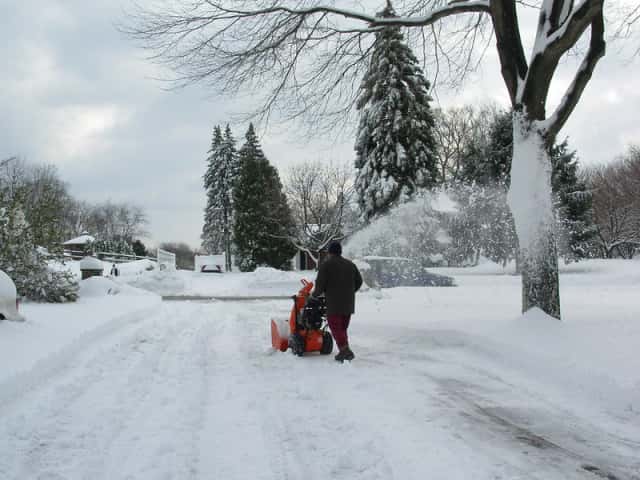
[271,279,333,356]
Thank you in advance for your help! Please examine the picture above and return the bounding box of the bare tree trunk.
[507,115,561,319]
[520,231,561,319]
[223,210,232,272]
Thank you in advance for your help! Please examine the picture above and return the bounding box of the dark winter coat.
[312,254,363,315]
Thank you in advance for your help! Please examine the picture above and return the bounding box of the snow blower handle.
[299,279,314,297]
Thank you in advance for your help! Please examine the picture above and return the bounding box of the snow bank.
[357,258,640,429]
[78,276,155,298]
[79,256,104,270]
[0,270,17,298]
[0,288,161,386]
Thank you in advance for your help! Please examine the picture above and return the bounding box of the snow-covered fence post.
[156,248,176,271]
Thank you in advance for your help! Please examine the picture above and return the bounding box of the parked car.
[0,269,25,322]
[200,264,223,273]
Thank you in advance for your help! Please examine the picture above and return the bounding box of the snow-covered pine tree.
[88,239,135,256]
[201,125,239,270]
[201,125,226,254]
[462,110,512,187]
[354,1,437,221]
[233,124,296,271]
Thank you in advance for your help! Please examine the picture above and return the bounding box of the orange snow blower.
[271,279,333,356]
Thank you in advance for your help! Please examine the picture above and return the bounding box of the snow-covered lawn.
[0,259,638,479]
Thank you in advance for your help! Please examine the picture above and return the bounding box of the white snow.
[507,116,555,254]
[0,258,638,479]
[79,256,105,270]
[430,188,458,213]
[0,269,17,298]
[63,233,95,245]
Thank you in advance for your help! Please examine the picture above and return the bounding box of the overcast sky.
[1,1,639,249]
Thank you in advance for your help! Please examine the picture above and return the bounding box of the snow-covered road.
[1,299,638,479]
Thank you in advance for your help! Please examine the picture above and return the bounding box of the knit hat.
[327,241,342,256]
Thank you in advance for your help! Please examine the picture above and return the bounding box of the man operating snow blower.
[312,241,363,362]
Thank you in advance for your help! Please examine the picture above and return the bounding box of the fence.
[63,249,157,264]
[156,248,177,270]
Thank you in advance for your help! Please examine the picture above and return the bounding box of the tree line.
[198,1,600,273]
[131,0,637,319]
[0,156,150,301]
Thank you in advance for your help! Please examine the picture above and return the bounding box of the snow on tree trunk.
[506,113,561,319]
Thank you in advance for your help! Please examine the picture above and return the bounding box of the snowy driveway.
[1,299,638,480]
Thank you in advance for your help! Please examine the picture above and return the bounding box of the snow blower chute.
[271,279,333,356]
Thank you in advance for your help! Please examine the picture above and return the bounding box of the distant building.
[63,232,95,257]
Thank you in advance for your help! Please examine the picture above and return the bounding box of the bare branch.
[545,10,605,141]
[122,0,494,131]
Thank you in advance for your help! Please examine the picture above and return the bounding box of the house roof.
[63,234,95,245]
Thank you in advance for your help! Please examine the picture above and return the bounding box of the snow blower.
[271,279,334,356]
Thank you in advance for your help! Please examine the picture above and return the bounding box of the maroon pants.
[327,314,351,349]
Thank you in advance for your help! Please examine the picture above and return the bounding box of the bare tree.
[65,201,149,243]
[126,0,620,319]
[285,159,355,266]
[585,147,640,258]
[1,158,74,252]
[433,105,497,184]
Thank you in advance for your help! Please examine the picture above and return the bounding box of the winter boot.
[334,345,355,363]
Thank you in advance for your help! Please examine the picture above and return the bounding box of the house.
[63,232,95,258]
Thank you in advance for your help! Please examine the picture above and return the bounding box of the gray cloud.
[1,1,639,249]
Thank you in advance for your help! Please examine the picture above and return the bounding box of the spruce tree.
[550,140,596,260]
[233,124,296,271]
[462,110,512,186]
[354,1,438,221]
[201,125,239,270]
[461,109,595,260]
[201,126,225,253]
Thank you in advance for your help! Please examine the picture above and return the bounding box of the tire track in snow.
[0,304,181,479]
[355,345,638,480]
[199,300,396,480]
[0,303,210,479]
[196,301,293,480]
[100,302,213,479]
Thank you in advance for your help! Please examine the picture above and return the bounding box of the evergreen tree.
[88,239,135,256]
[462,110,512,186]
[0,205,78,302]
[201,125,239,270]
[458,109,594,261]
[550,140,596,260]
[131,239,148,257]
[233,124,296,271]
[201,126,225,254]
[354,1,438,221]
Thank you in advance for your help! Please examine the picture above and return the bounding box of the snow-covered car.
[0,269,25,322]
[200,264,223,273]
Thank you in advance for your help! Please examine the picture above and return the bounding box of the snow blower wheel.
[320,331,333,355]
[289,333,305,356]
